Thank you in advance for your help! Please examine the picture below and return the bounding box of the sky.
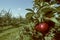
[0,0,33,17]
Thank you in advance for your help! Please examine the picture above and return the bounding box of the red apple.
[35,22,49,34]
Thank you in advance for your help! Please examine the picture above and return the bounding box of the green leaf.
[25,12,34,20]
[50,17,60,24]
[41,7,56,13]
[26,9,34,12]
[55,6,60,12]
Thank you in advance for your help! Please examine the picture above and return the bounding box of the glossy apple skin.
[35,22,49,34]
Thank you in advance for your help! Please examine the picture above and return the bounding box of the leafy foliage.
[0,0,60,40]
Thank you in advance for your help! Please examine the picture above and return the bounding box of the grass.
[0,26,20,40]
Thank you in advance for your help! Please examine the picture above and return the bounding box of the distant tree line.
[0,9,27,27]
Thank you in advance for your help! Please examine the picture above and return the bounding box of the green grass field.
[0,26,20,40]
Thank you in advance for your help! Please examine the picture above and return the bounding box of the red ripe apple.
[54,32,60,40]
[57,0,60,4]
[35,22,49,34]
